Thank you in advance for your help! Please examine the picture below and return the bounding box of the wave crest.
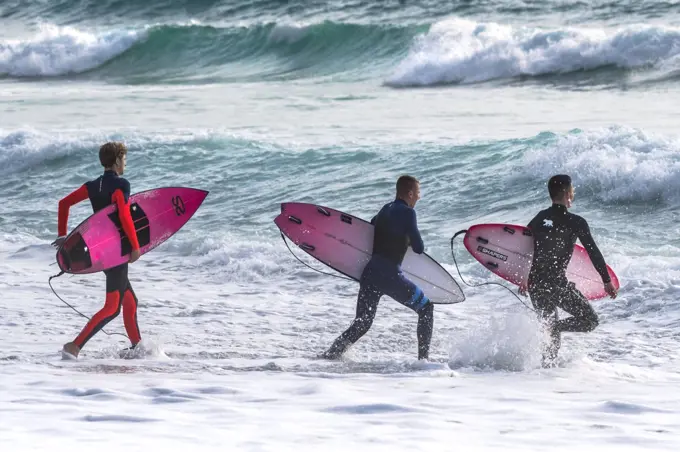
[386,18,680,86]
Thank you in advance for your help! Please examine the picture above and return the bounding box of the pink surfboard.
[274,202,464,305]
[56,187,208,274]
[463,223,620,300]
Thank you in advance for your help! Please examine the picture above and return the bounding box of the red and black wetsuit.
[58,170,141,349]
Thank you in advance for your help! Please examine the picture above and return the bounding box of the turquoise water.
[3,0,680,365]
[5,5,680,451]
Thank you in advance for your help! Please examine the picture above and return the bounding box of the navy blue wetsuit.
[322,199,434,360]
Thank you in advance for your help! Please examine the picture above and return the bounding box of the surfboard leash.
[449,230,537,313]
[279,232,354,282]
[48,271,130,340]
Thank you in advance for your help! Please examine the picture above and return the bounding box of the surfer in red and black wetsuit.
[52,142,142,359]
[520,175,618,367]
[322,175,434,360]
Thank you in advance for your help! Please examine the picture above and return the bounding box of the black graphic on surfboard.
[108,203,151,256]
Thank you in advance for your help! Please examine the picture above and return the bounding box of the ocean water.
[2,1,680,450]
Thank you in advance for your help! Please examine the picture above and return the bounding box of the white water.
[4,6,680,451]
[387,18,680,86]
[2,230,679,450]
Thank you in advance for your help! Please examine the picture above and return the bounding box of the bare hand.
[129,249,141,264]
[518,281,528,297]
[51,236,66,248]
[604,281,618,299]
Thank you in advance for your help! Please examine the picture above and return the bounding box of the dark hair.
[548,174,572,200]
[99,142,128,168]
[396,175,419,197]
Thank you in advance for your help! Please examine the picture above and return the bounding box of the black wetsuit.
[323,199,433,360]
[527,203,610,363]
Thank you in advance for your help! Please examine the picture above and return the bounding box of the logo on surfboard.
[477,246,508,262]
[172,196,186,216]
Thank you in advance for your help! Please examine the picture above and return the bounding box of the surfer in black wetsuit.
[322,175,434,360]
[52,142,142,359]
[520,175,617,366]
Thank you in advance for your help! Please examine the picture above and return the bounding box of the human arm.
[576,217,611,285]
[408,209,424,254]
[111,179,140,261]
[55,185,89,244]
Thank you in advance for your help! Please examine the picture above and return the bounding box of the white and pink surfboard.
[57,187,208,274]
[463,223,620,301]
[274,202,465,305]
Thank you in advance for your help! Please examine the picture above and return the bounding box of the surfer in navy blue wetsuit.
[520,175,618,366]
[52,142,142,359]
[322,175,434,360]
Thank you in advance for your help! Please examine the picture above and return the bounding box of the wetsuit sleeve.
[119,178,131,203]
[57,184,89,237]
[408,210,425,254]
[111,187,140,252]
[575,217,610,284]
